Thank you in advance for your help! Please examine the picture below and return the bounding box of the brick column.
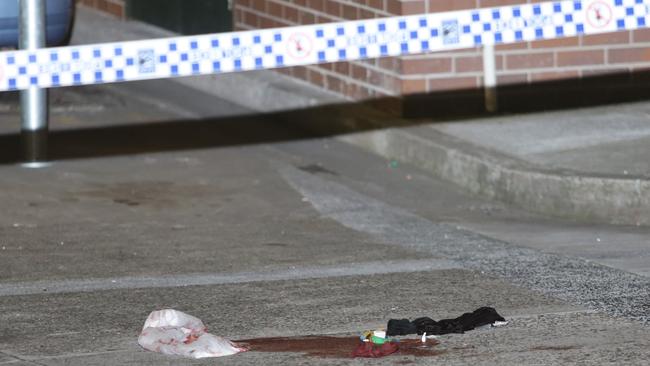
[234,0,650,100]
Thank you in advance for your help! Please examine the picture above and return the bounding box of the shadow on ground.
[1,70,650,165]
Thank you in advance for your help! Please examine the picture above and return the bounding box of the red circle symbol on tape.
[587,0,613,29]
[287,32,314,60]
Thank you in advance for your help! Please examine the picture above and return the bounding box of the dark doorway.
[127,0,232,35]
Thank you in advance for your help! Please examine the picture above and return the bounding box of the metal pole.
[19,0,49,166]
[483,44,497,113]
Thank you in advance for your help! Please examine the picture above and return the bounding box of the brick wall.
[77,0,127,19]
[234,0,650,100]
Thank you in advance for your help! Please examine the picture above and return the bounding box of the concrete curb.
[172,70,344,113]
[341,126,650,226]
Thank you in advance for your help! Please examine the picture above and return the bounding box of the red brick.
[497,73,528,85]
[368,69,400,91]
[401,1,426,15]
[495,42,528,51]
[454,47,483,54]
[386,0,401,14]
[378,57,400,72]
[557,50,604,66]
[609,47,650,64]
[531,37,579,49]
[505,53,554,70]
[333,61,350,75]
[342,4,358,19]
[455,56,483,73]
[362,58,378,67]
[344,83,358,98]
[401,58,452,74]
[319,63,333,71]
[351,64,368,79]
[270,2,285,17]
[293,66,308,80]
[366,0,384,11]
[105,2,124,18]
[428,0,476,12]
[479,0,520,7]
[326,1,341,17]
[326,75,342,93]
[308,0,325,12]
[96,0,109,12]
[348,83,372,99]
[237,0,650,99]
[401,79,427,94]
[358,85,372,100]
[581,31,630,46]
[359,8,377,20]
[308,69,325,87]
[531,70,580,82]
[285,6,299,23]
[633,28,650,42]
[259,16,280,28]
[317,15,335,23]
[243,11,258,27]
[428,76,478,91]
[300,11,316,24]
[339,80,351,97]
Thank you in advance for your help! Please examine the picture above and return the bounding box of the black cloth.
[386,307,505,336]
[386,318,417,336]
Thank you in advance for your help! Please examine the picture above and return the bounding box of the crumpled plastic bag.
[138,309,247,359]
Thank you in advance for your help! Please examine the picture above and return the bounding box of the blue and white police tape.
[0,0,647,92]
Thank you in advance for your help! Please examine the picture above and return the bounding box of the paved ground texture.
[1,75,649,365]
[0,6,648,365]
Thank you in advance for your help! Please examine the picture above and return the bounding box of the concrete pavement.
[2,87,650,363]
[0,5,648,365]
[1,131,649,365]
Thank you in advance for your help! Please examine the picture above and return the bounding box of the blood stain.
[236,335,445,359]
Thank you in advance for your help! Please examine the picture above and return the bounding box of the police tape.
[0,0,646,92]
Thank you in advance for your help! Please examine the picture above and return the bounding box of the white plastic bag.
[138,309,247,359]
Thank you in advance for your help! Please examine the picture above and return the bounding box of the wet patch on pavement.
[77,181,213,208]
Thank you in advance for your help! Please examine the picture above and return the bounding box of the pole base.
[21,128,48,166]
[484,87,498,113]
